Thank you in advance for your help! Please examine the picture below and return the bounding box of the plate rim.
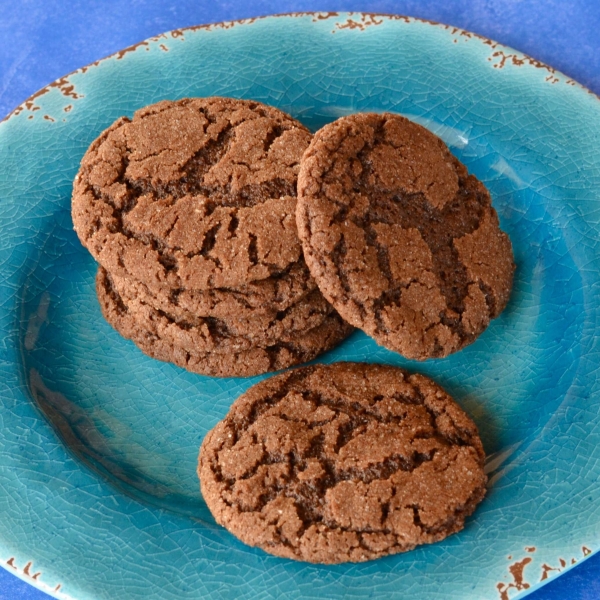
[3,11,599,127]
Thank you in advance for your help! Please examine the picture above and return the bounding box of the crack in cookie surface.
[109,260,319,322]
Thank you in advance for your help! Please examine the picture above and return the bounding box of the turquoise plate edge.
[0,13,599,600]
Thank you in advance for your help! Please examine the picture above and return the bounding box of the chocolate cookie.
[297,113,515,360]
[97,269,354,378]
[102,268,335,353]
[73,97,313,292]
[198,362,487,563]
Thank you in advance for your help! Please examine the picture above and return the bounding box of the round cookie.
[101,267,336,354]
[296,113,515,360]
[97,269,354,378]
[73,97,313,292]
[198,362,487,563]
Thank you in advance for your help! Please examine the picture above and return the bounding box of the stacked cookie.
[72,98,353,377]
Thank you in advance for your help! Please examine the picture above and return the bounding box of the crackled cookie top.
[296,113,515,360]
[73,97,312,291]
[198,362,487,563]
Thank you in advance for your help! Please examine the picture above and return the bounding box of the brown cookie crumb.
[198,362,487,562]
[296,113,515,360]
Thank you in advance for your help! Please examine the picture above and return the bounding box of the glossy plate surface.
[1,13,599,600]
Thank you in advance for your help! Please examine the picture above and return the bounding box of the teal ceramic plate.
[1,13,599,600]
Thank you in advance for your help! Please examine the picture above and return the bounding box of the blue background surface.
[1,1,599,599]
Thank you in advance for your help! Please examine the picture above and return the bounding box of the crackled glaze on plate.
[1,13,599,600]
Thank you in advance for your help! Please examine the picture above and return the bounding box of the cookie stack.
[72,98,353,377]
[73,98,515,376]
